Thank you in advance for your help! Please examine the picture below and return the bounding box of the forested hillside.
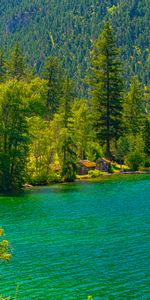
[0,20,149,192]
[0,0,149,93]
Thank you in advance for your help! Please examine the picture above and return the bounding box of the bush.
[47,171,61,183]
[144,157,150,168]
[0,228,12,261]
[108,163,114,173]
[126,152,144,171]
[29,170,48,185]
[88,169,100,178]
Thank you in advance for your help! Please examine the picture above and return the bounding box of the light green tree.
[123,76,144,135]
[0,228,11,261]
[0,78,47,192]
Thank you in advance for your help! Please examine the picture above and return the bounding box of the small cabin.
[96,157,111,172]
[77,160,96,175]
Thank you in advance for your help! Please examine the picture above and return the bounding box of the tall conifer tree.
[88,21,123,158]
[7,42,26,80]
[0,50,6,83]
[61,78,77,182]
[42,56,63,118]
[123,76,144,135]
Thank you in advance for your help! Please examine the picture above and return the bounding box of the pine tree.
[88,21,123,159]
[6,42,26,80]
[123,76,144,135]
[143,118,150,157]
[0,50,6,83]
[42,56,63,118]
[143,85,150,157]
[60,78,77,182]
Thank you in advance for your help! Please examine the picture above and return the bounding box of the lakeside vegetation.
[0,21,149,192]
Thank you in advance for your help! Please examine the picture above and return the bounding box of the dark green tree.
[88,21,123,158]
[123,76,144,135]
[6,42,26,80]
[60,78,77,182]
[144,118,150,157]
[42,56,63,118]
[0,50,6,83]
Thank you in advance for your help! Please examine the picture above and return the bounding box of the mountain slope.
[0,0,149,91]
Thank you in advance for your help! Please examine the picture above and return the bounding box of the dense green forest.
[0,19,149,192]
[0,0,149,94]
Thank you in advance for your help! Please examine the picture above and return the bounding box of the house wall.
[96,160,109,172]
[77,165,95,175]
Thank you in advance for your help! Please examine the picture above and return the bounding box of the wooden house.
[96,157,111,172]
[77,160,96,175]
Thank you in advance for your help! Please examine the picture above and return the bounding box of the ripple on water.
[0,174,150,299]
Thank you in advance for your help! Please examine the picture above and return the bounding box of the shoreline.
[1,171,150,195]
[76,170,150,181]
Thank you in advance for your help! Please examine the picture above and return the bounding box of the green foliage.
[144,157,150,168]
[0,80,29,191]
[0,50,6,83]
[86,141,103,162]
[47,171,61,183]
[125,152,144,171]
[0,228,12,261]
[124,133,145,171]
[108,163,114,174]
[115,137,129,163]
[143,118,150,156]
[6,42,26,80]
[28,170,48,186]
[123,76,144,135]
[0,78,47,192]
[0,0,149,92]
[60,79,77,182]
[0,19,149,192]
[71,99,96,160]
[42,56,64,118]
[88,21,123,158]
[88,169,100,178]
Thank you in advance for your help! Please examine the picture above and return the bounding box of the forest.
[0,21,149,192]
[0,0,149,95]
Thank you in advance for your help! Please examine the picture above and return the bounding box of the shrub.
[29,170,48,185]
[88,169,100,178]
[125,152,144,171]
[108,163,114,173]
[0,228,12,261]
[144,157,150,168]
[47,171,61,183]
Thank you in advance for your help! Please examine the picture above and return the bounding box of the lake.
[0,174,150,299]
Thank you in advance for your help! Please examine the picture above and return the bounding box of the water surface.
[0,174,150,299]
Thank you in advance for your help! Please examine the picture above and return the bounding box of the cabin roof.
[97,157,111,164]
[78,160,96,168]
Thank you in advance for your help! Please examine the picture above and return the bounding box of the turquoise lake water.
[0,174,150,299]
